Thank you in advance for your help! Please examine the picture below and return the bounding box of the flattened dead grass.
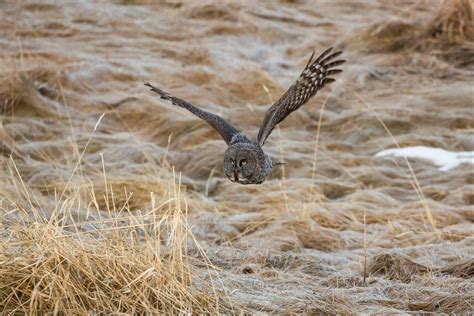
[347,0,474,67]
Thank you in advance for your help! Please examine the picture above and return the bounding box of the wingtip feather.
[305,50,316,69]
[325,59,346,69]
[323,77,336,85]
[326,69,343,76]
[320,50,343,64]
[313,47,334,64]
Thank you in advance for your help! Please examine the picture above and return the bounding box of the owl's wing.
[145,83,241,145]
[256,47,345,146]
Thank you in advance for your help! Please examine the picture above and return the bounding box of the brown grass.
[368,253,431,282]
[347,0,474,67]
[1,0,473,314]
[0,161,227,313]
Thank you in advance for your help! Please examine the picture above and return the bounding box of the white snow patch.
[375,146,474,172]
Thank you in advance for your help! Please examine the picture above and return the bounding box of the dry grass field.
[0,0,473,314]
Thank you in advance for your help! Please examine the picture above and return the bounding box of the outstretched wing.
[145,83,241,145]
[256,47,345,146]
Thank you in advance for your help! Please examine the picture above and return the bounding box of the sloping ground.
[0,0,473,313]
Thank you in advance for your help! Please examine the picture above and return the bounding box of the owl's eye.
[240,159,247,166]
[230,158,235,165]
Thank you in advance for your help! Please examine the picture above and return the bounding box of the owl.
[145,47,344,185]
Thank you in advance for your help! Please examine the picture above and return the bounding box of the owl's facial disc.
[224,145,258,184]
[231,157,249,182]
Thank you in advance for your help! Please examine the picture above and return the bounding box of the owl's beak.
[233,170,239,182]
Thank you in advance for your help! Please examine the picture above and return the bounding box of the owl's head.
[223,143,271,185]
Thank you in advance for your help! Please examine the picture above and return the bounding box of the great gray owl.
[145,47,345,184]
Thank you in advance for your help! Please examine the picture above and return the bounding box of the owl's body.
[145,47,344,185]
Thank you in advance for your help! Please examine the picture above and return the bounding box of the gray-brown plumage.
[145,47,345,185]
